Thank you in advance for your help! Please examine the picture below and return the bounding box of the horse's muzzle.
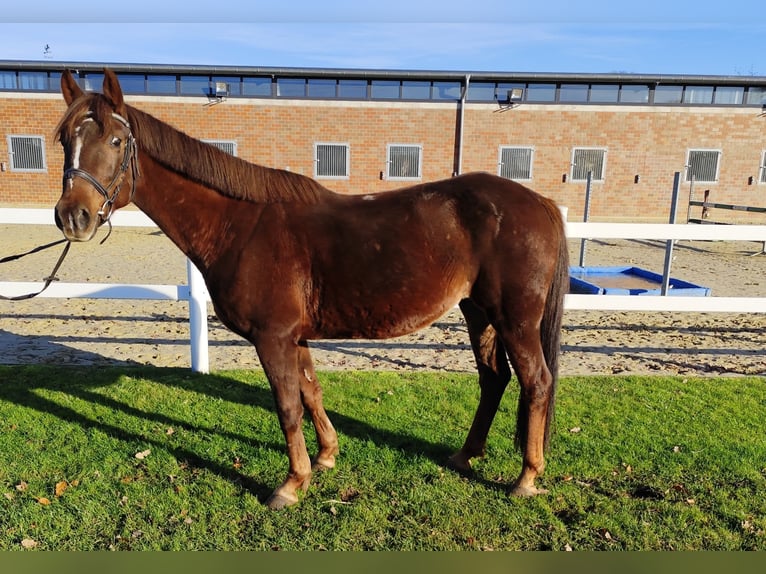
[54,202,97,242]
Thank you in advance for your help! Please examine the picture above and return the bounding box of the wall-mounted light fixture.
[206,82,230,106]
[496,87,524,111]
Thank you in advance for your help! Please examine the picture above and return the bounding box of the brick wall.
[2,93,765,223]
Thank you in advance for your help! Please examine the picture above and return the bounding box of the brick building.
[2,60,765,222]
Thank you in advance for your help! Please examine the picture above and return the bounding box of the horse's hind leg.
[499,321,553,496]
[297,342,339,471]
[448,299,512,473]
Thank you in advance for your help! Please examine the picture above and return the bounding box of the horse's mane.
[56,93,331,204]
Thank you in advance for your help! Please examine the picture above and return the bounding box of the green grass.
[0,365,764,550]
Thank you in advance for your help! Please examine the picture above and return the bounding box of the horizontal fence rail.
[2,209,766,372]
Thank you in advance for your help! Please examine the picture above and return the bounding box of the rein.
[0,238,71,301]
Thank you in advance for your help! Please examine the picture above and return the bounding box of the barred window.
[315,143,349,178]
[8,135,46,172]
[498,146,534,180]
[571,147,606,182]
[686,149,721,183]
[202,139,237,156]
[387,144,422,180]
[760,151,766,184]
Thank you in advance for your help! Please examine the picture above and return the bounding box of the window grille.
[387,144,422,180]
[571,148,606,181]
[760,151,766,184]
[8,135,46,172]
[686,149,721,183]
[202,139,237,156]
[315,143,349,178]
[498,146,534,180]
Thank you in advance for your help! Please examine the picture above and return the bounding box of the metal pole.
[661,172,681,295]
[685,175,695,223]
[578,170,593,267]
[455,74,470,176]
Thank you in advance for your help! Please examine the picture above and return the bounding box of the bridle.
[62,111,140,242]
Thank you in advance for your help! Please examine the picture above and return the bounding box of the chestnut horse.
[54,70,569,509]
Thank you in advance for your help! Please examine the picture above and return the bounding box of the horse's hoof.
[312,460,334,473]
[445,453,473,475]
[265,492,299,510]
[510,484,549,497]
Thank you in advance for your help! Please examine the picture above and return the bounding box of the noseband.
[63,112,140,240]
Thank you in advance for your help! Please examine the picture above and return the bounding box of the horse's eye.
[111,136,122,147]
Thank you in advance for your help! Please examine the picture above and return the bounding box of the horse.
[53,69,569,509]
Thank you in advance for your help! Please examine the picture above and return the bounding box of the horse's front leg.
[256,336,313,509]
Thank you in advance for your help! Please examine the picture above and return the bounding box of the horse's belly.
[315,281,469,340]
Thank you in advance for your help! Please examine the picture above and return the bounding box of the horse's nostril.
[74,207,90,231]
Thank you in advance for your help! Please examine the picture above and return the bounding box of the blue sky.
[0,1,762,76]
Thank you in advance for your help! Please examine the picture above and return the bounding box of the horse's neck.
[131,154,258,273]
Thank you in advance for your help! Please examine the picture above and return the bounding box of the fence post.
[661,172,682,295]
[578,170,593,267]
[186,259,210,374]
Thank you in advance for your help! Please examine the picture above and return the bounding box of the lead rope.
[0,238,71,301]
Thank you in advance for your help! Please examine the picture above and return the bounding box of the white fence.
[2,209,766,373]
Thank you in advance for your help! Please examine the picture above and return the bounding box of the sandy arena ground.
[1,222,765,377]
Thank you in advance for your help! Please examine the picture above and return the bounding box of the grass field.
[0,365,764,550]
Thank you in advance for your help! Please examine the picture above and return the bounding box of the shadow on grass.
[0,332,505,504]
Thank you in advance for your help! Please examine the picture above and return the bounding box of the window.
[571,148,606,182]
[0,70,16,89]
[387,144,422,180]
[759,151,766,184]
[559,84,589,103]
[619,85,649,103]
[498,146,534,180]
[83,73,104,92]
[202,139,237,156]
[371,80,400,99]
[18,72,48,90]
[526,83,556,102]
[338,79,367,99]
[117,74,146,94]
[714,86,744,105]
[308,79,337,98]
[432,82,461,100]
[746,87,766,105]
[147,75,177,94]
[401,81,430,100]
[243,77,272,97]
[686,149,721,183]
[277,78,306,97]
[654,85,683,104]
[315,143,349,178]
[590,84,619,103]
[683,86,714,104]
[8,135,46,172]
[466,82,497,101]
[180,75,210,96]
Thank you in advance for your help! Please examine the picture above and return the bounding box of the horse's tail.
[538,201,569,450]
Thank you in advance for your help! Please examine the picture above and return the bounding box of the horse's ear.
[102,69,126,115]
[61,70,84,105]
